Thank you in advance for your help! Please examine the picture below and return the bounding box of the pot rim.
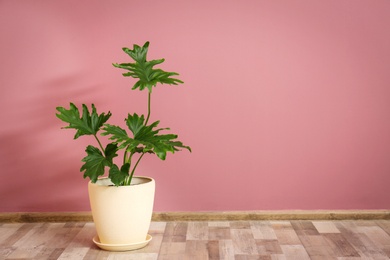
[89,176,154,187]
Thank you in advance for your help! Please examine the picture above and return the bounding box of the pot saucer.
[93,234,152,251]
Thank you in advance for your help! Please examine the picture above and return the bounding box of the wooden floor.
[1,220,390,259]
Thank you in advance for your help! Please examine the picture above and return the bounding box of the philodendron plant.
[56,42,191,186]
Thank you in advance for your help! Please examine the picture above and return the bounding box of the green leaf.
[104,143,119,163]
[127,113,191,159]
[56,103,111,139]
[80,144,118,183]
[126,113,145,137]
[102,113,191,158]
[123,42,150,63]
[80,145,108,183]
[108,163,130,186]
[101,124,132,149]
[113,41,183,92]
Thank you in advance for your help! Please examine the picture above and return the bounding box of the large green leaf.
[101,113,150,151]
[143,133,191,160]
[101,124,143,152]
[126,113,145,137]
[80,144,118,183]
[101,124,132,149]
[102,113,190,159]
[56,103,111,139]
[108,163,130,186]
[128,114,190,158]
[80,146,107,183]
[112,42,183,92]
[104,143,119,162]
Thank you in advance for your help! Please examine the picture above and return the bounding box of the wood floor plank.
[107,252,158,260]
[323,233,360,257]
[0,224,24,259]
[235,255,272,260]
[47,248,67,260]
[184,240,209,259]
[0,246,15,259]
[336,221,389,259]
[309,256,337,260]
[208,221,230,227]
[207,240,220,260]
[1,220,390,259]
[46,223,85,249]
[12,223,46,247]
[312,221,341,233]
[65,223,94,248]
[377,220,390,235]
[269,254,287,259]
[6,223,50,259]
[136,233,164,254]
[58,223,95,259]
[1,223,38,247]
[353,231,390,259]
[251,221,277,240]
[291,220,320,236]
[158,241,186,260]
[280,244,311,259]
[82,246,111,260]
[161,222,188,243]
[354,225,390,257]
[270,221,292,230]
[297,235,335,258]
[186,222,208,240]
[149,221,167,234]
[56,247,90,260]
[208,226,231,240]
[256,239,283,255]
[230,221,251,229]
[231,228,258,255]
[272,225,301,245]
[0,223,23,244]
[356,226,390,246]
[126,222,166,256]
[219,239,235,260]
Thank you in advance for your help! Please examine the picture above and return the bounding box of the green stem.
[94,135,105,153]
[127,152,133,168]
[124,146,133,164]
[123,149,128,165]
[145,91,151,125]
[126,153,145,185]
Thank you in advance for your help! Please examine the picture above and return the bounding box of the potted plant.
[56,42,191,251]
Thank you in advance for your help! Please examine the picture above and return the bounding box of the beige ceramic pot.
[88,176,155,246]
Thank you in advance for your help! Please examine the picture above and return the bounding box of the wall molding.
[1,210,390,223]
[152,210,390,221]
[0,212,93,223]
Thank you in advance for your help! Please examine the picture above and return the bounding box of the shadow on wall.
[0,75,101,212]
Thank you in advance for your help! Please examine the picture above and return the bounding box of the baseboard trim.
[1,210,389,223]
[152,210,390,221]
[0,212,93,223]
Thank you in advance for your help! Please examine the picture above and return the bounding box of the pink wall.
[1,1,390,212]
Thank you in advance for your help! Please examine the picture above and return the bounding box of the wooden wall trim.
[0,212,93,223]
[1,210,389,223]
[152,210,390,221]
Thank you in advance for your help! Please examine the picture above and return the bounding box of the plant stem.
[145,91,151,125]
[94,135,105,153]
[126,153,145,185]
[124,91,150,185]
[127,152,133,168]
[123,149,128,165]
[123,146,133,164]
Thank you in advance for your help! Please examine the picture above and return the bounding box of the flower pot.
[88,176,155,247]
